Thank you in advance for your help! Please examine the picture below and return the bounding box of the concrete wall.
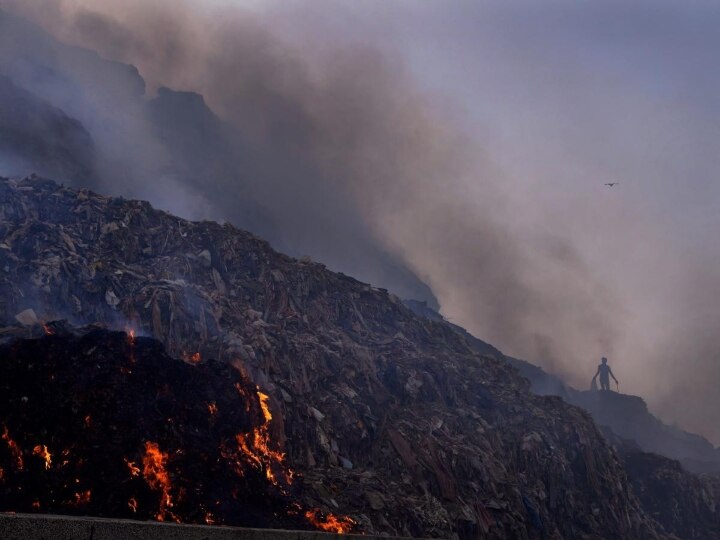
[0,514,393,540]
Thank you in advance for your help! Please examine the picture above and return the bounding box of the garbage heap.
[606,429,720,540]
[0,175,692,538]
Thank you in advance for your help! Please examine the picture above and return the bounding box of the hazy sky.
[4,0,720,443]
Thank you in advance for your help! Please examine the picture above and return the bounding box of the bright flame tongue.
[32,445,52,470]
[258,392,272,422]
[233,390,291,487]
[232,390,354,533]
[142,441,177,522]
[305,509,356,534]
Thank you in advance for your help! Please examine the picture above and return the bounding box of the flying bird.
[604,182,619,187]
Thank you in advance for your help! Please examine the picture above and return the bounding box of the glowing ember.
[128,497,138,513]
[207,402,218,416]
[142,441,177,522]
[84,415,92,427]
[126,328,137,365]
[32,444,52,470]
[73,490,92,506]
[205,512,215,525]
[304,509,356,534]
[183,352,201,364]
[32,500,40,510]
[41,323,55,336]
[59,449,71,468]
[125,458,140,476]
[234,383,251,412]
[2,425,24,470]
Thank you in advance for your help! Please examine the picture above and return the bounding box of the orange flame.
[304,509,356,534]
[258,391,273,422]
[84,415,92,427]
[228,392,294,492]
[2,426,23,470]
[142,441,178,522]
[205,512,216,525]
[41,323,55,336]
[124,458,140,477]
[32,445,52,470]
[225,387,355,531]
[207,402,218,416]
[232,390,290,487]
[128,497,138,513]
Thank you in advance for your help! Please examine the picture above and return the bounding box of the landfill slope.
[606,432,720,539]
[406,299,720,476]
[0,176,665,539]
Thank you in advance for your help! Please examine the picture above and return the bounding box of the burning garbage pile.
[0,327,355,532]
[2,175,713,538]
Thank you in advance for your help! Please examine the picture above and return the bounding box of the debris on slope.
[404,299,572,399]
[0,176,667,538]
[614,440,720,539]
[572,391,720,475]
[405,299,720,476]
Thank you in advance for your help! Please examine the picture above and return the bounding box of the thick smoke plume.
[2,0,719,443]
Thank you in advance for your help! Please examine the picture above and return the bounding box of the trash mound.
[571,389,720,475]
[0,176,670,538]
[618,447,720,539]
[0,328,354,533]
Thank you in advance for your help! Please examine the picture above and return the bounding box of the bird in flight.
[604,182,619,187]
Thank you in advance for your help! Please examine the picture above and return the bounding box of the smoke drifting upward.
[2,1,719,442]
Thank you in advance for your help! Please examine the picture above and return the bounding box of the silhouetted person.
[593,357,618,391]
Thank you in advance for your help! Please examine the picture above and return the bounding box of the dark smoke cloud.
[0,0,440,305]
[2,1,718,443]
[0,0,626,380]
[370,0,720,443]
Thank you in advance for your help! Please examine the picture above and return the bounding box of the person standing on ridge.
[593,357,618,391]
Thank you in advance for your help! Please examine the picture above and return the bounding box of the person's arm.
[594,366,601,378]
[609,367,618,383]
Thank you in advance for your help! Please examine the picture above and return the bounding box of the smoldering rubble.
[0,325,355,533]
